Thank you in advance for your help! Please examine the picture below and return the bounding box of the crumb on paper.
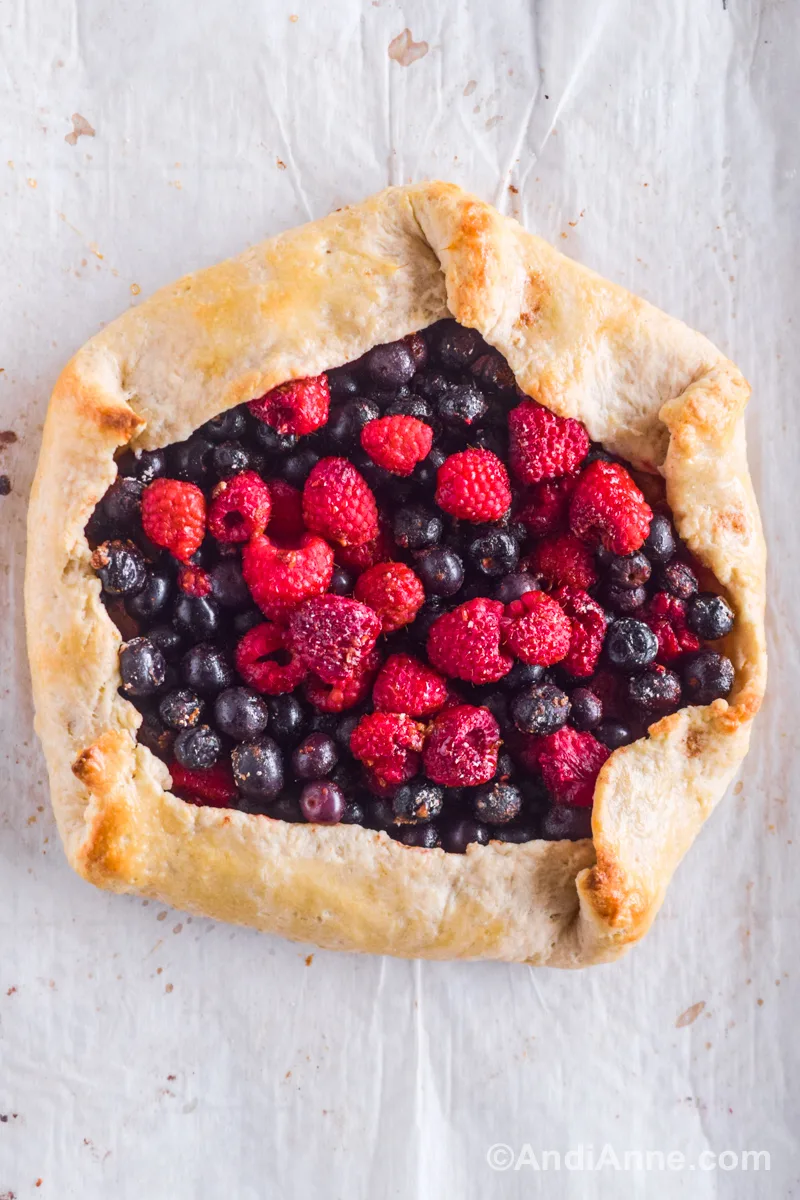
[65,113,95,146]
[305,954,313,966]
[675,1001,706,1028]
[27,178,37,188]
[289,12,298,20]
[485,115,503,130]
[173,923,183,934]
[276,159,287,170]
[0,431,17,446]
[130,283,141,296]
[169,180,182,189]
[0,476,11,496]
[165,982,173,993]
[734,780,743,794]
[388,28,429,67]
[463,80,477,96]
[508,184,518,194]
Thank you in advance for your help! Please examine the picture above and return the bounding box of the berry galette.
[26,183,766,965]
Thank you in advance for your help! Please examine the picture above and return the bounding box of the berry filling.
[88,319,737,852]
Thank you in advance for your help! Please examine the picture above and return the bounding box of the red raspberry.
[426,598,513,684]
[423,704,500,787]
[266,479,305,540]
[536,726,610,808]
[177,564,212,597]
[248,374,330,436]
[500,591,572,666]
[360,415,433,476]
[242,532,333,620]
[303,456,379,547]
[235,622,308,695]
[354,561,425,632]
[504,729,544,774]
[553,586,608,677]
[643,592,702,663]
[141,477,206,563]
[527,532,597,590]
[335,518,394,575]
[304,647,381,713]
[169,759,236,807]
[287,595,381,683]
[372,653,448,716]
[435,448,512,522]
[208,471,272,544]
[350,712,425,787]
[516,476,576,539]
[570,460,653,555]
[508,399,589,484]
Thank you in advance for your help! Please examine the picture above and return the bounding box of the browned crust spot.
[517,270,549,328]
[582,852,648,932]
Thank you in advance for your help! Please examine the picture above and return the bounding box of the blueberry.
[472,425,508,458]
[432,320,486,371]
[413,370,451,403]
[211,440,250,479]
[327,366,361,399]
[414,546,464,597]
[493,572,539,605]
[435,381,488,429]
[397,824,442,848]
[173,593,220,642]
[159,687,204,730]
[368,797,400,832]
[327,398,381,449]
[147,624,184,662]
[181,643,234,694]
[308,711,340,738]
[137,712,175,762]
[412,446,448,492]
[626,665,682,716]
[207,560,249,611]
[125,569,172,622]
[300,780,346,824]
[392,781,444,824]
[604,583,647,615]
[441,817,489,854]
[116,447,168,484]
[362,340,416,390]
[500,660,545,691]
[231,737,284,800]
[214,687,270,741]
[392,504,442,551]
[119,637,166,697]
[101,476,144,531]
[582,444,616,467]
[644,513,677,563]
[201,407,248,442]
[411,599,446,645]
[92,539,147,596]
[232,608,264,636]
[329,564,355,596]
[682,651,734,705]
[540,805,593,841]
[604,619,658,672]
[479,690,512,734]
[255,793,304,821]
[174,724,221,770]
[493,822,539,844]
[466,530,519,578]
[169,437,213,483]
[253,422,297,455]
[687,593,735,640]
[569,687,603,731]
[280,447,319,487]
[268,695,308,745]
[472,781,521,825]
[607,552,651,590]
[595,720,636,749]
[511,683,570,735]
[334,713,361,753]
[340,798,368,825]
[656,560,698,600]
[292,733,339,780]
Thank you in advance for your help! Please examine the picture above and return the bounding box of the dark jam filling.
[86,320,736,853]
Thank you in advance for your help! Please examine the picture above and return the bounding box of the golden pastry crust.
[25,181,766,966]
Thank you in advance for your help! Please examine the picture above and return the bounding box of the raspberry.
[303,456,379,547]
[169,759,236,807]
[435,448,512,522]
[354,561,425,632]
[208,470,272,543]
[527,532,597,590]
[248,374,330,436]
[266,479,305,540]
[334,518,394,575]
[423,705,500,787]
[426,598,513,684]
[643,592,702,663]
[372,653,448,716]
[177,564,212,597]
[287,595,381,683]
[500,591,572,666]
[535,727,610,807]
[508,399,589,484]
[361,415,433,476]
[570,460,653,556]
[242,532,333,620]
[141,477,206,563]
[350,712,425,786]
[304,647,381,713]
[516,476,576,539]
[553,586,608,677]
[235,622,308,695]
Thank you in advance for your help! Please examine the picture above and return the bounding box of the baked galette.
[25,182,766,965]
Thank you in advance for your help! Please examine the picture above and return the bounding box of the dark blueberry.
[495,750,516,781]
[441,817,489,854]
[472,425,508,458]
[392,781,444,824]
[595,545,615,570]
[432,320,486,371]
[656,560,698,600]
[644,513,677,563]
[368,797,400,832]
[308,712,340,740]
[211,440,250,479]
[595,720,636,750]
[92,539,147,596]
[231,737,284,800]
[687,593,735,640]
[518,776,551,815]
[201,407,248,442]
[472,781,522,825]
[292,733,339,781]
[682,651,735,705]
[209,560,250,611]
[101,476,143,531]
[340,798,367,825]
[493,572,539,605]
[169,436,213,483]
[413,370,451,403]
[492,822,538,844]
[252,421,298,455]
[466,530,519,578]
[232,608,264,636]
[397,824,442,848]
[267,694,308,745]
[125,569,172,622]
[392,503,442,551]
[280,447,319,487]
[159,687,204,730]
[173,593,220,641]
[334,713,361,753]
[604,618,658,672]
[582,443,616,467]
[137,712,175,762]
[414,546,464,597]
[214,687,270,741]
[329,564,355,596]
[569,687,603,731]
[435,381,488,429]
[300,780,346,824]
[116,447,168,485]
[604,583,648,615]
[411,599,446,645]
[174,724,221,770]
[327,398,381,449]
[479,690,512,734]
[147,624,184,662]
[607,552,651,590]
[361,340,417,391]
[181,643,234,694]
[84,506,110,548]
[511,683,570,735]
[252,793,304,821]
[327,365,361,399]
[119,637,166,697]
[404,331,429,370]
[412,446,448,492]
[500,660,545,691]
[470,351,516,394]
[540,805,593,841]
[626,665,682,717]
[385,393,437,425]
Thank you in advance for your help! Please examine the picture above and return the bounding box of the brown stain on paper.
[676,1001,706,1028]
[65,113,95,145]
[388,29,429,67]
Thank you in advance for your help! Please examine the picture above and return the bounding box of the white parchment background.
[1,1,797,1196]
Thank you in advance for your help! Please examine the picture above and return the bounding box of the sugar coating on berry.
[169,759,237,807]
[208,470,272,543]
[528,532,597,590]
[305,646,382,713]
[354,561,425,632]
[570,460,653,556]
[288,595,381,684]
[435,448,512,522]
[372,653,448,716]
[235,622,309,695]
[553,585,608,678]
[302,456,379,547]
[248,374,330,436]
[242,532,334,620]
[426,597,513,684]
[508,399,589,484]
[423,704,500,787]
[535,726,610,808]
[350,712,425,787]
[500,591,572,666]
[141,477,206,563]
[361,415,433,476]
